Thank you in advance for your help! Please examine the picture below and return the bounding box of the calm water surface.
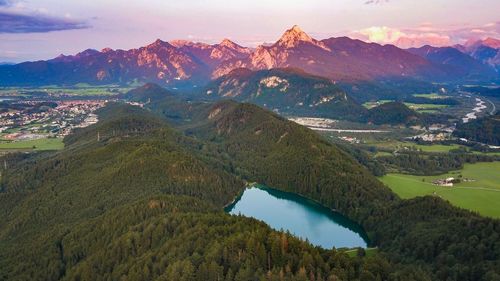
[226,185,368,249]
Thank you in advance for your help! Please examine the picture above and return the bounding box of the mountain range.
[455,37,500,71]
[407,45,497,80]
[0,25,499,87]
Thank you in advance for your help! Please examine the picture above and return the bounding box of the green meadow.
[403,102,449,112]
[362,98,449,112]
[380,162,500,218]
[0,138,64,151]
[412,143,462,153]
[413,93,451,99]
[367,140,463,153]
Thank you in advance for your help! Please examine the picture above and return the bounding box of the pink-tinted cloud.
[351,22,500,48]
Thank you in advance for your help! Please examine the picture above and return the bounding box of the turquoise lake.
[226,185,369,249]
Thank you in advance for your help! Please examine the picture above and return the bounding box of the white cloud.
[351,22,500,48]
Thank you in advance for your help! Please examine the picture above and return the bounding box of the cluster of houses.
[1,100,106,141]
[432,177,457,187]
[433,176,475,187]
[339,136,360,144]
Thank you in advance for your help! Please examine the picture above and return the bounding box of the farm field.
[0,138,64,151]
[380,162,500,218]
[366,140,463,153]
[365,140,500,155]
[413,93,451,99]
[362,98,450,112]
[412,143,462,152]
[404,102,448,112]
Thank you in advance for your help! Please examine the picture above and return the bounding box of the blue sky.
[1,0,499,62]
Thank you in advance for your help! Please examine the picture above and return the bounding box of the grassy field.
[413,93,450,99]
[0,138,64,151]
[403,102,449,112]
[380,162,500,218]
[366,140,463,153]
[412,143,462,153]
[374,151,393,157]
[367,140,500,155]
[472,150,500,156]
[362,98,449,112]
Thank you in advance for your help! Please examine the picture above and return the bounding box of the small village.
[0,100,107,142]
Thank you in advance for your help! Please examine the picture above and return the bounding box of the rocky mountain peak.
[482,37,500,49]
[276,25,314,48]
[465,37,500,50]
[147,39,172,49]
[169,40,192,48]
[77,49,100,57]
[275,25,330,51]
[220,38,238,48]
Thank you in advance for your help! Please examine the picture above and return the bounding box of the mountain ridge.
[454,38,500,71]
[1,25,499,87]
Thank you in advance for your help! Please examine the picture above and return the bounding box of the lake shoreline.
[226,183,370,249]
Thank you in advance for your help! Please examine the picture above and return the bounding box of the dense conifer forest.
[0,85,499,280]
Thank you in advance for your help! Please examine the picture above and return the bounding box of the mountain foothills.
[202,69,448,124]
[1,84,499,281]
[0,26,499,87]
[203,68,367,120]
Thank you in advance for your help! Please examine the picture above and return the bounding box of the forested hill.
[366,102,450,126]
[182,100,396,222]
[453,112,500,145]
[0,85,499,280]
[203,68,367,121]
[119,82,175,102]
[0,102,397,280]
[367,102,419,125]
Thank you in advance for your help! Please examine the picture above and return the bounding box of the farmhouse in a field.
[433,177,455,187]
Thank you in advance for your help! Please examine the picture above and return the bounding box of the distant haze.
[0,0,499,62]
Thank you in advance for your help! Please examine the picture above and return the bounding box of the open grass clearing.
[0,138,64,151]
[380,162,500,218]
